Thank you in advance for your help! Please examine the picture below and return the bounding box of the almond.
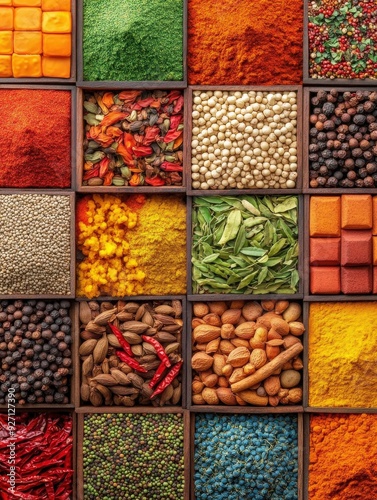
[193,324,221,343]
[192,393,206,405]
[93,334,109,364]
[92,374,117,386]
[221,364,233,377]
[229,367,247,384]
[234,322,256,339]
[292,357,303,370]
[213,354,227,376]
[227,346,250,367]
[107,334,121,348]
[192,380,204,394]
[243,363,256,376]
[202,313,222,327]
[235,395,247,406]
[202,387,219,405]
[218,376,229,388]
[283,303,302,322]
[268,395,279,407]
[270,317,290,336]
[283,335,301,349]
[122,321,149,334]
[193,302,209,318]
[266,344,281,360]
[203,374,218,388]
[274,300,290,315]
[93,308,117,325]
[220,324,235,339]
[288,321,305,336]
[191,352,214,372]
[219,340,235,355]
[242,301,263,321]
[221,308,242,325]
[208,301,228,316]
[79,339,97,356]
[217,387,237,406]
[263,375,281,396]
[261,300,276,311]
[231,338,250,349]
[122,331,143,344]
[249,348,267,369]
[154,305,175,316]
[79,301,92,325]
[206,338,220,354]
[288,387,303,403]
[192,318,205,329]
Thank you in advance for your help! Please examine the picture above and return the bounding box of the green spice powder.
[83,0,184,81]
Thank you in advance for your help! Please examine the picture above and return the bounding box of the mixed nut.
[191,300,304,406]
[79,300,183,407]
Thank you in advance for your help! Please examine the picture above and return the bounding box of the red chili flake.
[163,129,183,143]
[133,145,153,157]
[173,95,184,113]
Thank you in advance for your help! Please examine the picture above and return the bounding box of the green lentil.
[83,0,184,82]
[83,413,185,499]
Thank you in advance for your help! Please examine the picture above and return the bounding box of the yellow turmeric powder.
[309,302,377,407]
[127,195,187,295]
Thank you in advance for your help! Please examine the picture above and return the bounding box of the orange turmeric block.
[14,31,42,54]
[42,11,71,33]
[0,8,13,30]
[42,0,70,10]
[12,53,41,76]
[372,197,377,235]
[310,266,341,295]
[341,194,372,229]
[42,33,70,56]
[0,54,11,75]
[373,236,377,265]
[13,0,41,6]
[0,31,12,54]
[0,0,12,5]
[310,196,341,237]
[14,7,41,30]
[42,55,69,77]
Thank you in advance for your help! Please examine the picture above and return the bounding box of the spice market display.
[0,0,377,498]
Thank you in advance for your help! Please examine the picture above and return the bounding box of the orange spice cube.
[42,33,70,56]
[0,8,13,30]
[13,0,41,6]
[0,0,12,5]
[373,236,377,265]
[0,54,12,75]
[310,196,341,237]
[14,31,42,54]
[341,194,372,229]
[310,266,341,295]
[42,55,70,77]
[373,197,377,235]
[42,0,70,10]
[42,11,71,33]
[12,53,41,77]
[14,7,41,30]
[0,31,12,54]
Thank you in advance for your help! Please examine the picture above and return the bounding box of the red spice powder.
[188,0,303,85]
[125,194,147,211]
[0,89,71,188]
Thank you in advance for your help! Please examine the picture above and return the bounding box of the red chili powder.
[0,89,71,188]
[125,194,147,211]
[188,0,303,85]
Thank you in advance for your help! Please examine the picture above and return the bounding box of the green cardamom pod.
[83,101,99,114]
[84,114,100,126]
[84,151,106,163]
[112,176,125,186]
[120,166,131,179]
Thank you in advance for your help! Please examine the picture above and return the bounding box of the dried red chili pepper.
[118,90,142,103]
[169,114,183,129]
[103,171,114,186]
[100,111,128,128]
[163,129,182,143]
[173,95,184,113]
[166,90,182,103]
[107,322,133,357]
[83,166,100,180]
[142,335,171,367]
[115,350,147,373]
[160,161,183,172]
[99,157,110,178]
[132,97,155,110]
[149,360,167,388]
[143,126,160,146]
[145,176,166,186]
[132,145,153,158]
[151,360,183,398]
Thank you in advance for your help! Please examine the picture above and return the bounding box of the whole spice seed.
[188,0,302,85]
[0,89,71,188]
[309,414,377,499]
[83,90,184,187]
[77,194,186,298]
[80,300,183,406]
[309,89,377,188]
[0,299,72,405]
[309,302,377,407]
[0,194,72,295]
[83,0,184,82]
[192,196,299,294]
[0,413,73,499]
[308,0,377,80]
[83,413,185,499]
[194,414,298,499]
[191,90,298,189]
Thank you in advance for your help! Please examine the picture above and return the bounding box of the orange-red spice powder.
[0,89,71,188]
[188,0,303,85]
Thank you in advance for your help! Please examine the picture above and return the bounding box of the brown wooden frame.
[187,299,305,413]
[76,0,187,88]
[75,86,187,193]
[74,296,187,411]
[185,85,303,195]
[0,0,76,84]
[187,195,305,300]
[76,408,190,500]
[303,87,377,193]
[303,1,377,86]
[190,412,304,500]
[0,189,75,299]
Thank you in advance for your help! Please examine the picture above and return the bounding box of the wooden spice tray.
[186,195,305,300]
[186,85,303,196]
[74,297,187,411]
[303,1,377,87]
[0,189,76,299]
[76,0,187,88]
[0,84,77,190]
[75,408,190,500]
[187,299,305,413]
[0,300,76,410]
[75,86,187,193]
[303,87,377,194]
[0,0,76,84]
[190,412,304,500]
